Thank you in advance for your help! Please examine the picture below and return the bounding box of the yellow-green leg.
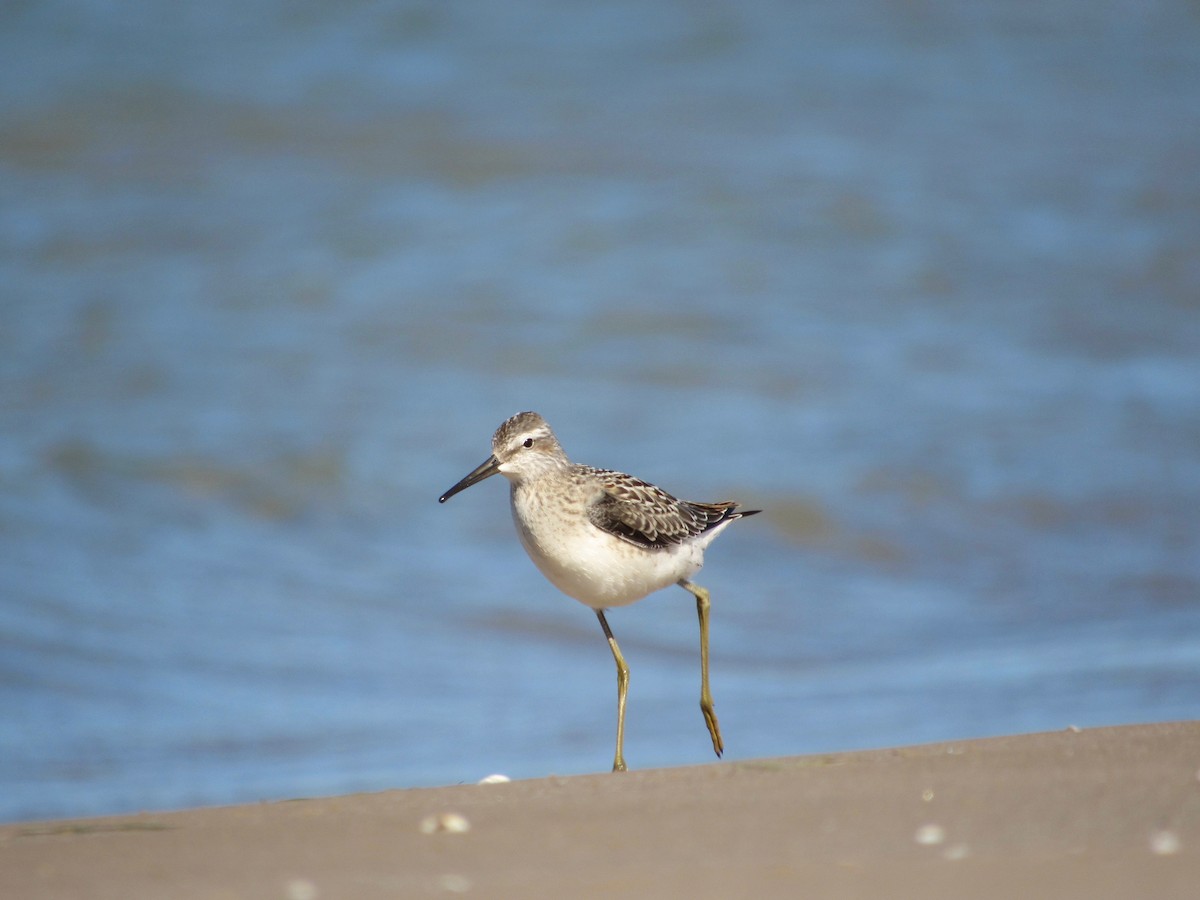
[595,609,629,772]
[680,579,724,757]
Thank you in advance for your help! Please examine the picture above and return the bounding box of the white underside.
[510,487,728,609]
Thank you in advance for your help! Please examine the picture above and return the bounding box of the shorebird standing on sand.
[439,411,760,772]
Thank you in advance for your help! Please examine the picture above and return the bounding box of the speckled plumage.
[585,470,746,550]
[439,410,759,771]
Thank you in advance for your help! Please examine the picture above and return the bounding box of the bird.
[438,410,759,772]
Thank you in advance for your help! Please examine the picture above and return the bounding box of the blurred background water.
[2,0,1198,823]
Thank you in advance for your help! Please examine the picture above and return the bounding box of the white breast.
[510,486,709,609]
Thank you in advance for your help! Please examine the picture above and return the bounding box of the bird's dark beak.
[439,455,501,503]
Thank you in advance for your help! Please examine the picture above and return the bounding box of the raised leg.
[679,579,724,757]
[595,609,629,772]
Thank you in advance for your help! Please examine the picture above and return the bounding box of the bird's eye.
[522,438,534,448]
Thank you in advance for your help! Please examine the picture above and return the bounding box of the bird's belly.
[514,515,701,609]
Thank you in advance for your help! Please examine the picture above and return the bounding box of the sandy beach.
[3,721,1197,899]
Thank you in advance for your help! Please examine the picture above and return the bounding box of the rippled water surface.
[2,0,1199,822]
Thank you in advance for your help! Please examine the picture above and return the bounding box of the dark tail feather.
[694,501,761,532]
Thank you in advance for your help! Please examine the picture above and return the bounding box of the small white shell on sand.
[1149,829,1180,856]
[419,812,471,835]
[914,823,946,845]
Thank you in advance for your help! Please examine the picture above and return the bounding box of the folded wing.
[584,467,755,549]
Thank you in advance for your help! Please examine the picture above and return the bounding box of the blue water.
[2,0,1199,823]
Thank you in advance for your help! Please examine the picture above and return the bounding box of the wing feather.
[582,467,756,549]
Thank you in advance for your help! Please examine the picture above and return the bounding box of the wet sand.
[3,722,1197,899]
